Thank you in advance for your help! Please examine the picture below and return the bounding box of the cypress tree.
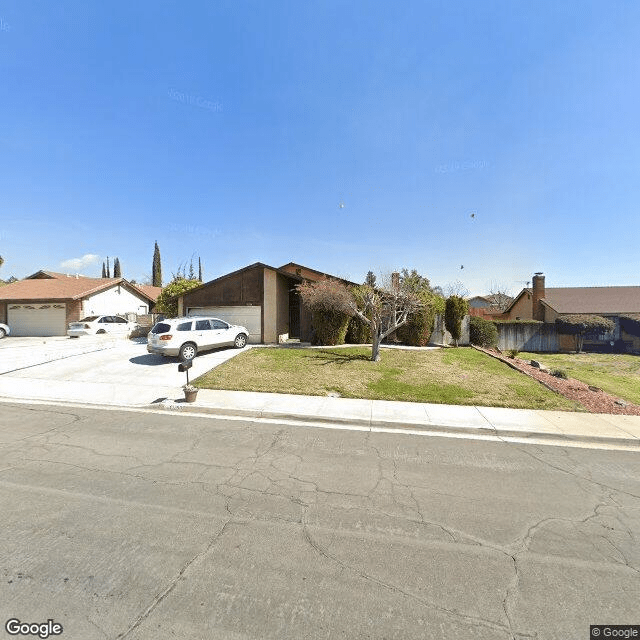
[101,262,106,278]
[152,242,162,287]
[114,257,121,278]
[198,257,203,282]
[106,256,111,278]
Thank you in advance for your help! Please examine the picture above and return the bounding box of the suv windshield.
[151,323,171,334]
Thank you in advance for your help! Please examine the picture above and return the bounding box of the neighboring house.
[177,262,358,344]
[130,284,163,311]
[501,273,640,352]
[468,294,513,317]
[0,271,160,336]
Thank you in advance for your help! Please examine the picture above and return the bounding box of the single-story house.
[501,273,640,352]
[177,262,357,344]
[468,293,513,317]
[0,270,161,336]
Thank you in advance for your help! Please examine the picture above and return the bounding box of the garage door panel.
[187,306,261,343]
[8,303,67,337]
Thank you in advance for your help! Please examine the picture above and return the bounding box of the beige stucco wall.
[505,292,533,320]
[543,305,559,323]
[263,269,277,343]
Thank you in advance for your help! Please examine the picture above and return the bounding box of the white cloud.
[60,254,101,271]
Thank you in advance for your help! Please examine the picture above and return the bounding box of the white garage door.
[187,306,261,343]
[8,303,67,337]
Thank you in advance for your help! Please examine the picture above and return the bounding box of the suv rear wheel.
[179,342,197,360]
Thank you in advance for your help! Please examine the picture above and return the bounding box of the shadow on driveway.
[129,354,171,366]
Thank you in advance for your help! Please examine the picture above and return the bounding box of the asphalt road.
[0,402,638,640]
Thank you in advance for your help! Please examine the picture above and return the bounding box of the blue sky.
[1,1,639,295]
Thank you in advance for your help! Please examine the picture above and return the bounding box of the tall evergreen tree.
[152,242,162,287]
[365,271,377,287]
[188,259,195,280]
[198,257,202,282]
[106,256,111,278]
[102,262,107,278]
[113,257,121,278]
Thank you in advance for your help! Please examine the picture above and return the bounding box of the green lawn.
[194,346,580,410]
[518,351,640,404]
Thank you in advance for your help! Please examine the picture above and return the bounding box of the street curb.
[149,403,640,448]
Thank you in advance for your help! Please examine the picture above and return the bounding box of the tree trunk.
[371,328,381,361]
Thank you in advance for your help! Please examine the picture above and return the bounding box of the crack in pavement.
[114,518,240,639]
[300,510,529,639]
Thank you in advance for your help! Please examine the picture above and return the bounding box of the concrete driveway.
[0,336,249,405]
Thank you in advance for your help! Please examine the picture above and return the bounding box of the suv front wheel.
[234,333,247,348]
[179,342,197,360]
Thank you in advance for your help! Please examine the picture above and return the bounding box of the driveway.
[0,336,250,405]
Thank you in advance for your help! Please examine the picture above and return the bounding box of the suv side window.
[195,319,211,330]
[210,320,228,330]
[177,322,193,331]
[114,316,127,324]
[99,317,110,323]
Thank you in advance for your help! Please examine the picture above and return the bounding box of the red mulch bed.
[475,347,640,415]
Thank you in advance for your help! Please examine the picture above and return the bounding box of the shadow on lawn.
[305,349,371,365]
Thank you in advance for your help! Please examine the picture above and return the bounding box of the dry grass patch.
[518,352,640,404]
[195,346,578,410]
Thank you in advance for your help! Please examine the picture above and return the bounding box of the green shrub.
[551,369,568,379]
[311,308,350,346]
[156,277,201,317]
[507,349,520,359]
[396,294,443,347]
[345,316,371,344]
[469,316,498,348]
[445,295,469,346]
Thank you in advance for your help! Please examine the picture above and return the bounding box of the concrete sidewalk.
[1,369,639,448]
[163,389,640,448]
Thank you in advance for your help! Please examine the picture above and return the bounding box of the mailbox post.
[178,359,192,386]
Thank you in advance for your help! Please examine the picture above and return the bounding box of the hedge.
[345,315,371,344]
[469,315,498,348]
[311,308,350,345]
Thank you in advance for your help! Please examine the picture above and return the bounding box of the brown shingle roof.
[0,277,154,302]
[542,287,640,314]
[131,284,162,301]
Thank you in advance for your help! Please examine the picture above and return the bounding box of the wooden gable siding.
[183,265,264,307]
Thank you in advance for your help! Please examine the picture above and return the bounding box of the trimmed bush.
[551,369,568,379]
[555,314,616,353]
[345,315,371,344]
[396,294,444,347]
[445,295,469,346]
[311,308,350,346]
[469,316,498,348]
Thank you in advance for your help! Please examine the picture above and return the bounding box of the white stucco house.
[0,270,161,336]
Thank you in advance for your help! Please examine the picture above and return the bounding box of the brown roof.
[541,287,640,314]
[0,277,157,303]
[131,284,162,301]
[25,270,88,280]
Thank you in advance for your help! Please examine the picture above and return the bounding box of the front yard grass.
[518,352,640,404]
[194,346,579,410]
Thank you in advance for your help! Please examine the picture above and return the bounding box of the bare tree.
[487,282,513,312]
[297,274,423,362]
[444,280,470,298]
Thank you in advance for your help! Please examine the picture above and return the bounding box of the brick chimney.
[532,272,545,321]
[391,272,400,290]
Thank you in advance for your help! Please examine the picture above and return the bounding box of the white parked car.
[67,315,136,337]
[147,316,249,359]
[0,322,9,339]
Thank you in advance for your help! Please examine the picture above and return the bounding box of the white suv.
[147,316,249,359]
